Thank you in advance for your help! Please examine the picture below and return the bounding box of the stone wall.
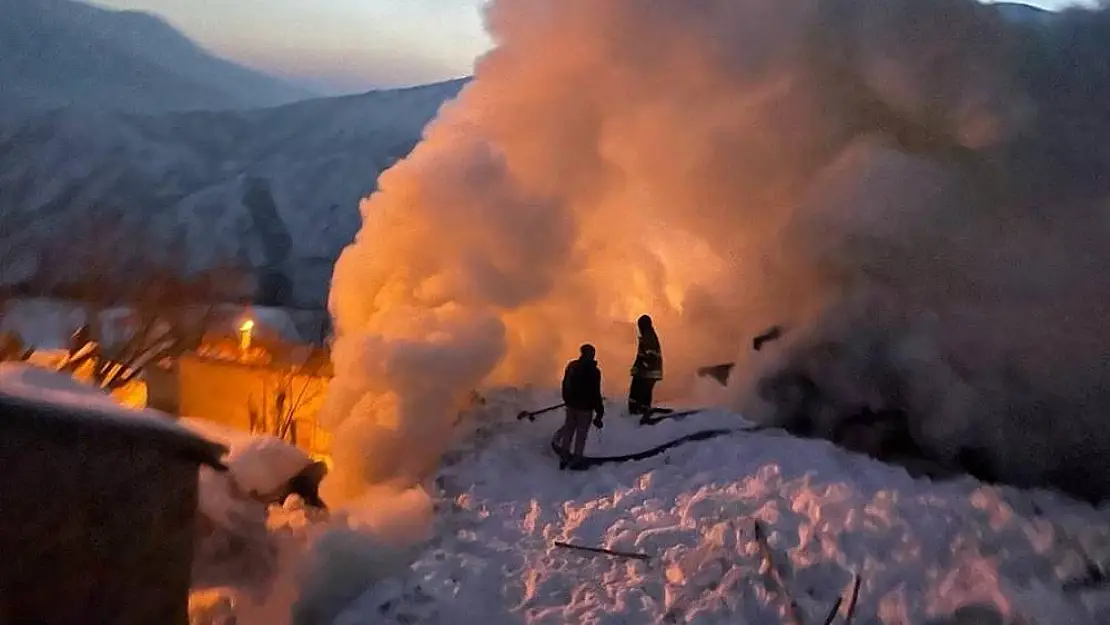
[0,393,225,625]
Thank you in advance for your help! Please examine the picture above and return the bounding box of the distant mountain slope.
[0,78,469,308]
[991,2,1054,26]
[0,0,315,114]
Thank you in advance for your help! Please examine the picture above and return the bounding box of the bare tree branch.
[46,208,250,390]
[248,360,325,447]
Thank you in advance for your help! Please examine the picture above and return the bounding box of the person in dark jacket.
[628,314,663,420]
[554,343,605,469]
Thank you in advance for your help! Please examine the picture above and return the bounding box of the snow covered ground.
[6,362,1108,624]
[311,389,1110,625]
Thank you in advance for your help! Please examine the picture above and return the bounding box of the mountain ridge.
[0,78,470,309]
[0,0,315,114]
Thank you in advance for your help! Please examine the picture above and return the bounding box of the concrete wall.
[0,393,225,625]
[175,354,333,459]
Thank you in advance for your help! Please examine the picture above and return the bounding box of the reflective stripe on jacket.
[630,331,663,379]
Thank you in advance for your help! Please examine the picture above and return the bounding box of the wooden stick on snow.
[553,541,651,561]
[752,520,806,625]
[843,571,862,625]
[821,570,861,625]
[821,597,843,625]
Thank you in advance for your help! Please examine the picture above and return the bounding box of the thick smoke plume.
[321,0,1110,514]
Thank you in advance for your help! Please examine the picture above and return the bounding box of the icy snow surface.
[323,389,1110,625]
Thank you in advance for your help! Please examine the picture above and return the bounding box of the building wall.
[145,360,180,414]
[0,397,222,625]
[176,354,333,460]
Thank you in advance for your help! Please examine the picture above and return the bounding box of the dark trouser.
[554,407,593,457]
[628,376,657,416]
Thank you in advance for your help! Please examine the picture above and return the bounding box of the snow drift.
[325,392,1110,625]
[323,0,1110,516]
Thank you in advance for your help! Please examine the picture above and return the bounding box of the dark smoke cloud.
[322,0,1110,511]
[744,2,1110,502]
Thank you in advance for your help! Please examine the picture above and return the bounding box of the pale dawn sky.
[82,0,1092,95]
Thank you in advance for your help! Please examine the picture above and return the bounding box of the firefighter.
[628,314,663,421]
[554,343,605,469]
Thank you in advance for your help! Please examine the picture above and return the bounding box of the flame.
[238,318,256,355]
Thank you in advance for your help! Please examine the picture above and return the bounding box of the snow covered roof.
[0,298,310,350]
[0,298,90,349]
[0,364,226,468]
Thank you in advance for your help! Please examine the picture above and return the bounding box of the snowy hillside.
[991,2,1055,26]
[0,78,467,308]
[7,323,1110,625]
[0,0,313,114]
[185,390,1110,625]
[389,401,1110,625]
